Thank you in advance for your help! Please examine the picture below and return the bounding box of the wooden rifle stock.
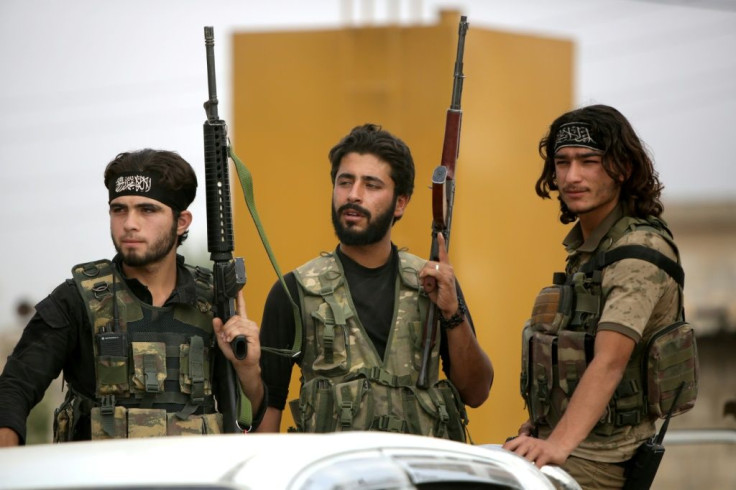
[417,16,468,390]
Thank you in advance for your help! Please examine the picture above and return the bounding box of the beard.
[331,199,396,246]
[113,219,179,267]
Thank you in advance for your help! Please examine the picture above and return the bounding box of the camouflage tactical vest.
[56,259,223,440]
[521,216,698,439]
[288,251,468,442]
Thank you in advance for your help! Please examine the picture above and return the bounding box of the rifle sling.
[228,145,303,359]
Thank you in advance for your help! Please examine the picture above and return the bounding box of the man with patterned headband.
[0,149,265,445]
[504,105,697,488]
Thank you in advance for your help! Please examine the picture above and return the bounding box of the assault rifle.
[203,26,247,360]
[203,26,247,433]
[417,16,469,390]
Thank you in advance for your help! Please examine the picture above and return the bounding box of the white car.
[0,432,580,490]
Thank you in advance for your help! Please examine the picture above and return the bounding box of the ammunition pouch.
[90,406,223,439]
[289,374,467,442]
[530,285,573,334]
[645,321,698,418]
[53,389,94,442]
[522,323,594,427]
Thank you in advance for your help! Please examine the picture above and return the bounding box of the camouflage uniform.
[58,258,222,440]
[524,204,683,463]
[287,249,468,441]
[0,255,233,443]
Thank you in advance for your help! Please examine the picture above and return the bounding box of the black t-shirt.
[260,245,473,411]
[0,254,220,443]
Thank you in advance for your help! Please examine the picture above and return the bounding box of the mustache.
[338,203,371,219]
[562,186,588,193]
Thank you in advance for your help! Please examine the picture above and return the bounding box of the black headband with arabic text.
[108,171,189,211]
[553,122,605,154]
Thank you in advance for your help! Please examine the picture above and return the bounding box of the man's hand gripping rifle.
[417,16,468,390]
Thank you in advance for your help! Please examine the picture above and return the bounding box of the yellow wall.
[231,12,572,444]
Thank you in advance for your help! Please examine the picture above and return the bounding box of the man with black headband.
[504,105,697,489]
[0,149,265,445]
[254,124,493,438]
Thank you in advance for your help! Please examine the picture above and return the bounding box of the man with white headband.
[0,149,265,445]
[504,105,697,489]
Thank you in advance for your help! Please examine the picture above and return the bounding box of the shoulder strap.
[294,253,342,296]
[581,214,684,287]
[183,264,215,313]
[580,245,684,288]
[71,259,119,333]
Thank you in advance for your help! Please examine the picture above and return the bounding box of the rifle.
[417,16,469,389]
[203,26,247,433]
[203,26,247,360]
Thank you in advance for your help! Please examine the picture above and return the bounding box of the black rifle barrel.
[449,17,468,111]
[204,27,219,121]
[203,26,247,360]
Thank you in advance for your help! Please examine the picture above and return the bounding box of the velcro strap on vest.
[315,383,334,432]
[565,363,580,394]
[319,283,345,365]
[130,391,191,405]
[144,354,160,393]
[357,367,412,387]
[339,386,353,428]
[616,410,641,426]
[575,292,600,315]
[322,323,335,365]
[175,401,200,421]
[427,389,450,438]
[615,378,640,398]
[570,273,600,313]
[373,415,407,433]
[320,290,346,325]
[117,393,216,412]
[401,389,421,434]
[100,394,116,437]
[189,336,205,403]
[165,345,181,357]
[535,367,550,405]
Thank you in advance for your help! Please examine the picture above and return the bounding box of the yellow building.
[231,11,572,443]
